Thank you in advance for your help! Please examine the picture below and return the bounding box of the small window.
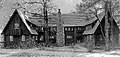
[22,35,25,41]
[50,36,54,39]
[10,36,13,41]
[41,27,43,31]
[36,37,38,40]
[65,28,67,31]
[14,23,19,29]
[71,28,73,31]
[68,28,70,31]
[33,36,35,38]
[54,27,56,31]
[78,27,80,30]
[40,36,44,41]
[67,35,72,38]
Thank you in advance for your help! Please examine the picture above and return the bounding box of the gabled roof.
[25,13,98,27]
[83,11,105,35]
[83,10,119,35]
[1,9,38,35]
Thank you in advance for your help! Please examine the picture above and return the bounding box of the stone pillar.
[56,9,65,46]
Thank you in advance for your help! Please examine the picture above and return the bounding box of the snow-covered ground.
[0,46,120,57]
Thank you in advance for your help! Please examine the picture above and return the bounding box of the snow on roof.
[83,12,105,35]
[2,9,38,35]
[17,10,38,35]
[26,13,98,27]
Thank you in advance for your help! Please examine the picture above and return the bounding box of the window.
[68,28,70,31]
[40,36,44,41]
[71,28,73,31]
[67,35,72,38]
[22,35,25,41]
[78,27,80,30]
[65,28,67,31]
[36,36,38,40]
[10,36,13,41]
[33,36,35,38]
[41,27,44,31]
[0,35,4,42]
[53,27,57,31]
[50,36,54,39]
[14,23,19,29]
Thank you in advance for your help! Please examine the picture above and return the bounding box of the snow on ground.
[6,49,120,57]
[1,45,120,57]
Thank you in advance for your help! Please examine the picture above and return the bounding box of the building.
[1,9,119,49]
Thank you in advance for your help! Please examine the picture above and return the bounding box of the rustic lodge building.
[1,8,119,49]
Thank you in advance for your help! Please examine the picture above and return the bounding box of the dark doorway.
[95,35,105,46]
[76,35,84,43]
[13,35,21,44]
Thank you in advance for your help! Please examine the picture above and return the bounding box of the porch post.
[74,27,77,44]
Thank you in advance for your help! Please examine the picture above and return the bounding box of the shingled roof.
[1,9,38,35]
[25,13,98,27]
[82,10,118,35]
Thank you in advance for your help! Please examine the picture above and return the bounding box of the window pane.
[71,28,73,31]
[14,23,19,29]
[68,28,70,31]
[22,35,25,41]
[67,35,72,38]
[41,27,43,30]
[36,36,38,40]
[10,36,13,41]
[65,28,67,31]
[50,36,54,39]
[40,36,44,41]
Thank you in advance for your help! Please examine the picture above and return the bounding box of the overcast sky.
[54,0,82,13]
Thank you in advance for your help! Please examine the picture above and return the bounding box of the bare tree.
[75,0,120,51]
[12,0,57,15]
